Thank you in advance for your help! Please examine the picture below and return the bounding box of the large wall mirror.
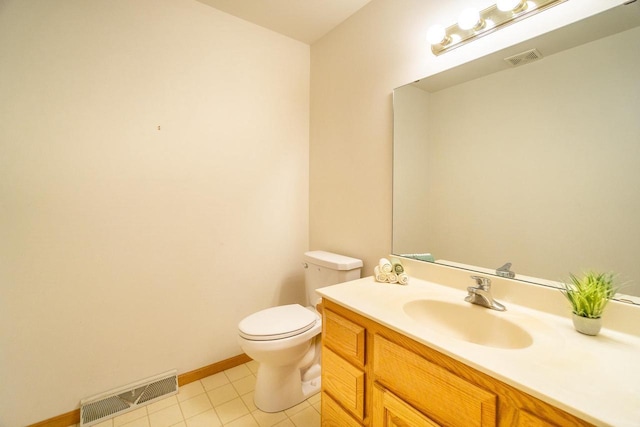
[393,2,640,301]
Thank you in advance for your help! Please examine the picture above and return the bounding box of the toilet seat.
[238,304,319,341]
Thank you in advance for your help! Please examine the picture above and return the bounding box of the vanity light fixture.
[496,0,527,12]
[458,8,485,31]
[428,0,567,55]
[426,24,449,45]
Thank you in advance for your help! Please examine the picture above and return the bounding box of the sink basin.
[403,299,533,349]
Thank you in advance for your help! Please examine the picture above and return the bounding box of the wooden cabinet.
[374,335,496,426]
[516,410,562,427]
[321,299,593,427]
[322,307,366,426]
[323,347,365,420]
[321,391,362,427]
[323,307,366,367]
[373,384,440,427]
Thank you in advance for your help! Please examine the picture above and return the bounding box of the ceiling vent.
[504,48,543,67]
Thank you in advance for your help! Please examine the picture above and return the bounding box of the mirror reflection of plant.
[561,271,617,319]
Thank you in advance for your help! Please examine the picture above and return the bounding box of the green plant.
[560,271,617,319]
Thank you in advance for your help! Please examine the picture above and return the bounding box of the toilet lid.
[238,304,318,341]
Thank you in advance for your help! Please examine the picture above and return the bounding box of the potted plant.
[560,271,616,336]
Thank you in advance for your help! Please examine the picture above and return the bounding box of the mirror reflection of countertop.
[317,271,640,426]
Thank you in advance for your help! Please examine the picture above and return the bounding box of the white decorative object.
[374,259,409,285]
[572,314,602,336]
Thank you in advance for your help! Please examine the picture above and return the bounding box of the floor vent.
[80,370,178,426]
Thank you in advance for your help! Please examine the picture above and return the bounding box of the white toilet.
[238,250,362,412]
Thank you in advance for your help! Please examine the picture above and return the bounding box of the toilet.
[238,250,363,412]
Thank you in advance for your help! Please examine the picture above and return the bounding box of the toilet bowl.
[237,251,362,412]
[238,304,322,412]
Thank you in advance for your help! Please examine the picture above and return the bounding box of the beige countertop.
[317,262,640,426]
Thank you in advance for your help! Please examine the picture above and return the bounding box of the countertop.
[317,272,640,426]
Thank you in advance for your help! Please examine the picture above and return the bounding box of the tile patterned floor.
[69,361,321,427]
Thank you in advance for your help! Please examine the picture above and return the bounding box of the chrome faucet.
[465,276,506,311]
[496,262,515,278]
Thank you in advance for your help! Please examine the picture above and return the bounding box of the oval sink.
[403,299,533,349]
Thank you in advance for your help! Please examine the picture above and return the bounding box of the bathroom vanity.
[317,260,640,426]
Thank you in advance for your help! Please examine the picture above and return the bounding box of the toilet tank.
[303,251,363,306]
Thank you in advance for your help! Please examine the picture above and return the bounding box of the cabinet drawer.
[373,335,496,427]
[321,392,363,427]
[517,410,558,427]
[323,347,365,420]
[373,383,441,427]
[323,308,366,366]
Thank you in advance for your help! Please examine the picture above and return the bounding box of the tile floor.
[70,361,321,427]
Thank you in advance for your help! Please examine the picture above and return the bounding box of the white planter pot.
[572,313,602,336]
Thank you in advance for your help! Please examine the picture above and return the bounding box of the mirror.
[393,2,640,301]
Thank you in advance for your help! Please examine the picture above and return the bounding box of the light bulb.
[427,25,447,45]
[496,0,527,12]
[458,8,481,30]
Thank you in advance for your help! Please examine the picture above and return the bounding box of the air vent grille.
[80,370,178,426]
[504,48,543,67]
[81,397,129,423]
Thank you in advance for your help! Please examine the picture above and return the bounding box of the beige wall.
[392,85,430,253]
[309,0,621,274]
[0,0,308,424]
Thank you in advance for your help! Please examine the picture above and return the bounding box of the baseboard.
[28,353,252,427]
[178,353,252,386]
[28,411,78,427]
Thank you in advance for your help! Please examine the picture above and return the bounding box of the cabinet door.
[373,384,441,427]
[323,347,365,420]
[374,335,496,426]
[323,308,366,367]
[322,392,362,427]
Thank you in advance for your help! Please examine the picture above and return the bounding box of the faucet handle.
[496,262,515,278]
[470,275,491,290]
